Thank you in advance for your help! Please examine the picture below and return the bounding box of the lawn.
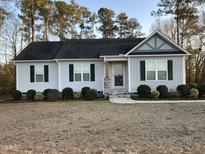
[0,101,205,154]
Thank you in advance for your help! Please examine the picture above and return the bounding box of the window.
[158,60,167,80]
[35,65,44,82]
[146,60,167,81]
[146,60,156,80]
[74,64,90,82]
[74,64,81,82]
[83,64,90,81]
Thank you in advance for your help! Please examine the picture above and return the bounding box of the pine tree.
[79,7,97,39]
[97,7,117,38]
[19,0,38,43]
[36,0,53,41]
[116,12,129,38]
[126,18,143,38]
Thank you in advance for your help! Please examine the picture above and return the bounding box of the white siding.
[129,56,185,92]
[59,60,104,92]
[16,62,58,92]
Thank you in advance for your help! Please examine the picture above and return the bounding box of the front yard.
[0,101,205,153]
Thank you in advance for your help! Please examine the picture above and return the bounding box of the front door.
[112,63,125,88]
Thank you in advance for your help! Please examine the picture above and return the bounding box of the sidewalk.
[110,97,205,104]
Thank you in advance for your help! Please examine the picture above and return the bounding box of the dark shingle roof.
[15,38,145,60]
[15,42,63,60]
[55,38,145,59]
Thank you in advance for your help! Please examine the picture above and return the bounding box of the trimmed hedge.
[137,85,151,98]
[151,90,160,99]
[43,89,51,99]
[81,87,90,98]
[47,89,59,101]
[156,85,168,98]
[177,84,190,97]
[12,90,22,100]
[84,89,98,101]
[62,87,74,99]
[190,88,199,99]
[26,89,36,100]
[198,83,205,97]
[188,83,198,89]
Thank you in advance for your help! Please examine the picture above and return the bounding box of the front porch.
[103,57,130,98]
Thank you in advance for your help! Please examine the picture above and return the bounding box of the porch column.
[104,60,110,98]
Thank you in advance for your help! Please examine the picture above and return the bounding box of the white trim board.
[125,31,190,56]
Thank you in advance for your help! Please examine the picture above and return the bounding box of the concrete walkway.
[109,97,205,104]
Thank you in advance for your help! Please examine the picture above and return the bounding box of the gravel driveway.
[0,101,205,153]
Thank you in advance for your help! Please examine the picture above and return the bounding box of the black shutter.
[30,65,35,82]
[140,61,145,81]
[90,64,95,81]
[168,60,173,80]
[69,64,74,82]
[44,65,49,82]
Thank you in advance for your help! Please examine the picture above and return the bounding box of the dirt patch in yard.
[0,101,205,153]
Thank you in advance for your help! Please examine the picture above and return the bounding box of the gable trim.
[126,54,188,57]
[125,31,190,56]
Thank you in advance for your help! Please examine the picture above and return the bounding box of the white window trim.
[74,64,91,82]
[35,65,44,83]
[145,59,168,81]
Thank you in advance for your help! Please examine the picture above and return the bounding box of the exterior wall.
[16,62,58,92]
[128,56,186,92]
[59,60,104,92]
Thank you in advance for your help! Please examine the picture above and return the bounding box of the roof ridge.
[65,38,146,41]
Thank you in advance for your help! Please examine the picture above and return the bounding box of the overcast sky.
[75,0,160,36]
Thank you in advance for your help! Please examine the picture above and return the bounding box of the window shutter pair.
[30,65,49,82]
[69,64,95,82]
[139,60,173,81]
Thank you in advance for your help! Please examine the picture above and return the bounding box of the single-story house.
[14,31,190,97]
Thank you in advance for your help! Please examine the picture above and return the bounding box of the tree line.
[0,0,143,60]
[151,0,205,83]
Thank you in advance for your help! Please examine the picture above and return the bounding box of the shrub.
[137,85,151,98]
[34,92,44,101]
[47,89,59,101]
[43,89,51,99]
[167,91,181,98]
[151,90,160,100]
[81,87,90,98]
[26,89,36,100]
[62,87,74,99]
[74,92,81,99]
[198,83,205,97]
[190,88,199,99]
[177,84,190,97]
[156,85,168,98]
[188,83,198,89]
[84,89,98,101]
[12,90,22,100]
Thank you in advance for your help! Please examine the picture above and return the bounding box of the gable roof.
[14,32,189,61]
[125,31,190,56]
[15,38,145,60]
[15,42,63,60]
[55,38,145,59]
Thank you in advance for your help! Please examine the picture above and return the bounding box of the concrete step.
[109,89,130,98]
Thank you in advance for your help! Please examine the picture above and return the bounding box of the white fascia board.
[54,58,103,61]
[99,55,125,58]
[13,60,55,63]
[125,54,189,57]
